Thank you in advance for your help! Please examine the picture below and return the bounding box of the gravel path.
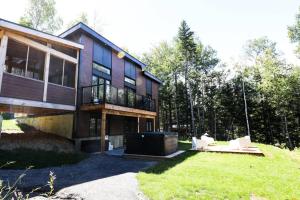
[0,154,156,200]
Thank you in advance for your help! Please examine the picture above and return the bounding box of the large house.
[0,18,161,152]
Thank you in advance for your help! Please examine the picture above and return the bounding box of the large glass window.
[93,42,112,68]
[125,61,136,80]
[4,39,45,80]
[93,62,110,75]
[49,55,63,85]
[146,79,152,96]
[125,77,136,85]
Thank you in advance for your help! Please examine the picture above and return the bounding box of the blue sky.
[1,0,299,64]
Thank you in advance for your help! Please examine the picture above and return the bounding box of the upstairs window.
[93,42,111,68]
[4,39,45,80]
[125,77,136,85]
[146,79,152,96]
[93,62,111,75]
[125,61,136,80]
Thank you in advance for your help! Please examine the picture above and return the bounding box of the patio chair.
[197,139,208,150]
[200,135,215,145]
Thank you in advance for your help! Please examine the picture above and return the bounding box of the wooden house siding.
[136,67,146,96]
[0,73,43,101]
[47,83,75,105]
[111,51,124,88]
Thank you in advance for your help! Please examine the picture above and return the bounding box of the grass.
[2,119,22,131]
[138,141,300,200]
[0,148,88,169]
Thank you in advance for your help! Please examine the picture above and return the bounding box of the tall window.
[146,79,152,97]
[124,61,136,86]
[93,62,110,75]
[4,39,45,80]
[93,42,112,68]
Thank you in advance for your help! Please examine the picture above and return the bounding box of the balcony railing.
[81,84,156,112]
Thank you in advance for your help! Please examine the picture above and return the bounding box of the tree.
[288,6,300,57]
[176,20,197,136]
[67,12,89,28]
[19,0,63,34]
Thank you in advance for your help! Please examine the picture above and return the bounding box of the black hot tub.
[125,132,178,156]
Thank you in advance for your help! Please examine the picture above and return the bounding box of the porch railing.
[81,84,156,112]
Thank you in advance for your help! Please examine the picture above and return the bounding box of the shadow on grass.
[143,150,198,174]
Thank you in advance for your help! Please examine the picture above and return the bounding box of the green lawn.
[0,149,88,169]
[138,141,300,200]
[2,119,22,131]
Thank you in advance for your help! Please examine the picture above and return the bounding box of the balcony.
[81,84,156,112]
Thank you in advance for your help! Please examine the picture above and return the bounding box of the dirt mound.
[0,131,76,153]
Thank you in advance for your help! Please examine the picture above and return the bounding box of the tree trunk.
[242,78,250,137]
[187,79,196,136]
[214,109,217,140]
[168,97,172,131]
[284,114,293,149]
[174,72,180,131]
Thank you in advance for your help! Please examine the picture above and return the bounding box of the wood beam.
[0,30,4,39]
[6,31,78,64]
[137,117,140,133]
[74,50,79,106]
[43,44,51,102]
[153,118,156,131]
[0,34,8,93]
[100,111,107,153]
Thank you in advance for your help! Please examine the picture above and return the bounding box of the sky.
[0,0,300,65]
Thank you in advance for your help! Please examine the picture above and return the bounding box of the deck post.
[137,116,140,133]
[43,44,51,102]
[101,111,107,153]
[0,34,8,93]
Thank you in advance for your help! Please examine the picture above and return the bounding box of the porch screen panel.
[63,61,76,88]
[4,39,28,77]
[26,47,45,80]
[48,55,63,85]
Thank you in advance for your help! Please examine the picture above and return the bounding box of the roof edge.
[59,22,147,68]
[144,71,163,84]
[0,18,83,49]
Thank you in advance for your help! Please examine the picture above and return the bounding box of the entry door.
[123,117,137,148]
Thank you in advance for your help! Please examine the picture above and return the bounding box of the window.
[93,62,110,75]
[93,42,112,68]
[146,79,152,96]
[125,77,136,85]
[146,119,153,132]
[126,87,136,107]
[4,39,45,80]
[49,55,63,85]
[125,61,136,80]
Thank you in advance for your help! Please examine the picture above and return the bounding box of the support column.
[0,34,8,93]
[137,116,140,133]
[101,111,107,153]
[153,117,156,131]
[43,44,51,102]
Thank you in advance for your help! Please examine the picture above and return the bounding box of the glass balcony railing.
[81,84,156,112]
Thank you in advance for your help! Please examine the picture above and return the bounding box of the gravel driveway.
[0,154,156,200]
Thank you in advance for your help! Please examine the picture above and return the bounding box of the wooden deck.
[124,150,186,161]
[198,145,264,156]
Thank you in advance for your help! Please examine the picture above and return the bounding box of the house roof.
[59,22,162,84]
[0,18,83,49]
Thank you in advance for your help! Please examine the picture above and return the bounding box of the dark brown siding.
[109,115,124,135]
[136,67,146,96]
[47,83,75,105]
[79,34,93,89]
[0,73,43,101]
[76,34,94,137]
[152,82,159,130]
[111,51,124,88]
